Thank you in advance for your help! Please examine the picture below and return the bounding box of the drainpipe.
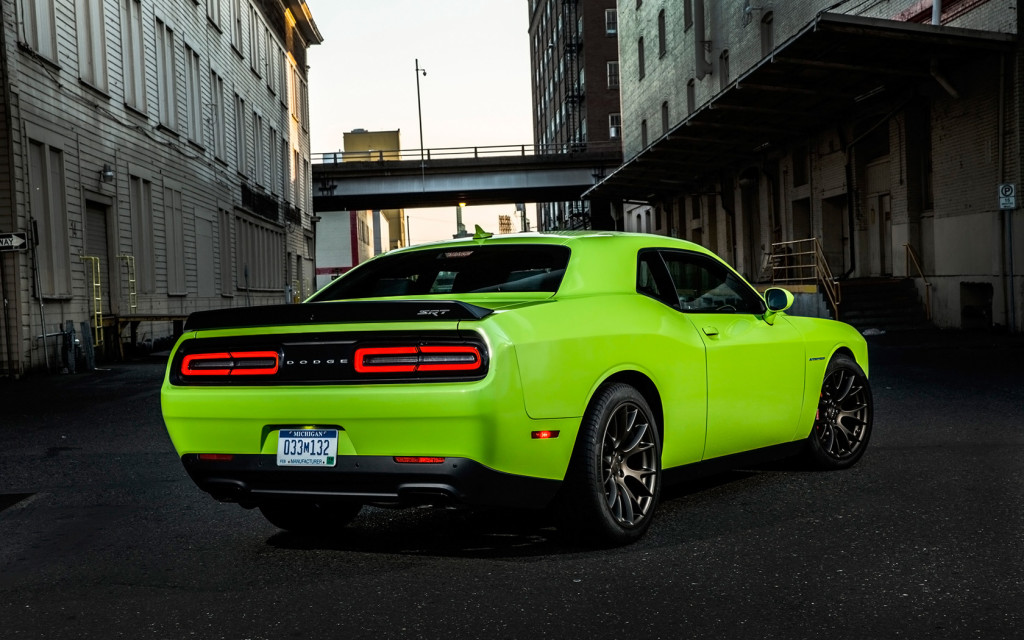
[694,1,713,79]
[998,53,1016,331]
[932,0,942,25]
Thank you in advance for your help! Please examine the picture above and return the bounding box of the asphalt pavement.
[0,328,1022,639]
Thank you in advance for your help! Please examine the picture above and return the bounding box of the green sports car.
[161,231,872,544]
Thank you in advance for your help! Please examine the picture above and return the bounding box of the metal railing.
[312,141,622,165]
[904,243,932,321]
[769,238,841,319]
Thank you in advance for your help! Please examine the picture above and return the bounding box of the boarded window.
[164,186,186,294]
[28,140,70,296]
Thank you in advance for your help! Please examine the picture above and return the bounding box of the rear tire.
[804,353,872,470]
[258,501,362,534]
[557,383,661,546]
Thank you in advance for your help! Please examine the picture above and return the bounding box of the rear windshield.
[314,244,571,301]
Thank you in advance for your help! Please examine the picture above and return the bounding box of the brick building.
[0,0,322,376]
[528,0,622,230]
[590,0,1022,331]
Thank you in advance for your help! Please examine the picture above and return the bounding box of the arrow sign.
[0,232,28,251]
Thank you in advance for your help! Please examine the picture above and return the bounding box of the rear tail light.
[355,345,482,374]
[181,351,280,377]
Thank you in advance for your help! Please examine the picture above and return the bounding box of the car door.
[655,249,806,460]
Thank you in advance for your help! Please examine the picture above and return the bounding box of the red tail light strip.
[355,345,482,374]
[181,351,280,377]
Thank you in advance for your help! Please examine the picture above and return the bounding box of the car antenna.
[473,225,493,240]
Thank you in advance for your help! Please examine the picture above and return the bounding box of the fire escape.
[561,0,590,229]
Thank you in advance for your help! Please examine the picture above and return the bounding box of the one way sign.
[0,232,28,251]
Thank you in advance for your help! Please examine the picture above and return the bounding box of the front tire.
[258,501,362,534]
[804,353,873,469]
[558,383,661,545]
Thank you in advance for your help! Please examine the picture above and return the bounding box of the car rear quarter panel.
[480,292,710,469]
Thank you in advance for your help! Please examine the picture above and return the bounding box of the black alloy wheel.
[558,383,662,545]
[806,353,873,469]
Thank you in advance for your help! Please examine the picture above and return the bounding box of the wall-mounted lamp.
[100,164,115,183]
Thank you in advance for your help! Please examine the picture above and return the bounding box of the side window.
[660,251,765,314]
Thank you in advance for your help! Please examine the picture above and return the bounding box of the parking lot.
[0,330,1022,639]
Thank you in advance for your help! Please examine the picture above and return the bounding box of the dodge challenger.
[161,230,872,545]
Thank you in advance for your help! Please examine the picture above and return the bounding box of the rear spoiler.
[183,300,494,331]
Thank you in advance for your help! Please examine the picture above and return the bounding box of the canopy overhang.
[585,12,1015,203]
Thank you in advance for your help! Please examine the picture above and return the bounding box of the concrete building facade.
[0,0,322,376]
[528,0,622,230]
[592,0,1022,331]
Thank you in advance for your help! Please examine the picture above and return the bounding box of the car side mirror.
[763,287,794,325]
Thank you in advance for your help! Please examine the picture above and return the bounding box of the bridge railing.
[313,141,622,165]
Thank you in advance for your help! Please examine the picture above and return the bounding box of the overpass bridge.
[311,142,623,211]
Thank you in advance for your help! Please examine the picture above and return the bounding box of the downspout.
[932,0,942,25]
[0,12,17,376]
[998,53,1015,331]
[694,1,713,79]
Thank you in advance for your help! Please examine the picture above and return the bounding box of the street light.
[415,59,427,181]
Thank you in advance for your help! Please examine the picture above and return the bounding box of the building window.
[687,78,695,114]
[269,126,279,194]
[605,9,617,35]
[164,186,186,294]
[230,0,243,52]
[607,61,619,88]
[266,34,279,94]
[207,0,222,30]
[761,11,774,57]
[658,9,667,57]
[280,136,290,199]
[77,0,108,90]
[121,0,146,112]
[210,70,226,159]
[234,93,247,175]
[719,49,730,90]
[248,4,262,76]
[155,19,177,130]
[235,216,283,290]
[253,110,264,185]
[684,0,693,30]
[185,45,202,142]
[641,119,648,148]
[637,37,645,79]
[27,140,70,296]
[219,209,233,295]
[17,0,57,61]
[129,174,155,293]
[609,113,621,140]
[292,149,300,205]
[661,101,669,134]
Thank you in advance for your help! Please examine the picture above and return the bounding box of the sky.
[303,0,537,244]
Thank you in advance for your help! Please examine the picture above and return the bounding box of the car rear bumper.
[182,454,562,509]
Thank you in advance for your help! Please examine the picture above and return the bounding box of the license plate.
[276,429,338,467]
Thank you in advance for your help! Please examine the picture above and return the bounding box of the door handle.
[702,326,719,337]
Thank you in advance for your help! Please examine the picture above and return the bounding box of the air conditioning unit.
[609,126,620,139]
